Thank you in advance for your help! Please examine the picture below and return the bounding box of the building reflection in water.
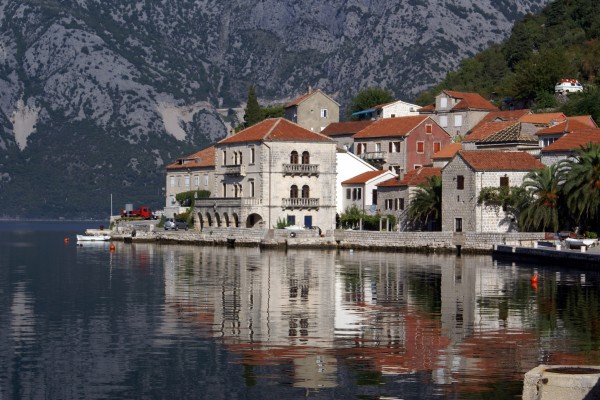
[156,245,598,393]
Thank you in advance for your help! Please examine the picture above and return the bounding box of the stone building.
[461,109,531,150]
[441,151,543,233]
[418,91,498,139]
[321,120,374,153]
[164,146,215,218]
[540,129,600,166]
[377,167,442,231]
[193,118,338,231]
[284,88,340,133]
[352,115,451,174]
[535,116,597,150]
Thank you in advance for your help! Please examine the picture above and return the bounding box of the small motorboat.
[77,234,111,242]
[564,237,598,249]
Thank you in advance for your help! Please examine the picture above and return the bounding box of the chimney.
[307,85,313,94]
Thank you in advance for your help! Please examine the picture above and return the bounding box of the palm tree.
[408,175,442,231]
[563,143,600,230]
[519,162,568,232]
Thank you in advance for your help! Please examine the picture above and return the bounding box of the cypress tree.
[243,84,262,128]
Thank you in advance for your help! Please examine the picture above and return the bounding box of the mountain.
[0,0,549,218]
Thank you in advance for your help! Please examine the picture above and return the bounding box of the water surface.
[1,222,600,399]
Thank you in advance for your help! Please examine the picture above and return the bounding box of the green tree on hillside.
[243,84,262,127]
[347,87,394,119]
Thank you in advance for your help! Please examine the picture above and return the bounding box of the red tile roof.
[342,170,390,185]
[536,118,596,136]
[284,89,338,108]
[443,91,499,111]
[218,118,332,144]
[417,103,435,113]
[463,121,517,142]
[352,115,430,139]
[432,143,462,160]
[568,115,597,127]
[518,112,566,125]
[478,109,531,124]
[166,146,215,170]
[377,167,442,187]
[321,120,374,136]
[457,150,544,171]
[542,129,600,152]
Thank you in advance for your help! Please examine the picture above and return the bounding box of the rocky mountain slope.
[0,0,549,218]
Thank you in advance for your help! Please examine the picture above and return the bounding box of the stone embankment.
[110,223,545,254]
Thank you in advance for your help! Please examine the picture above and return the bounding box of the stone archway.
[205,212,213,227]
[223,212,230,227]
[246,213,263,228]
[233,213,240,228]
[215,213,222,227]
[197,212,204,231]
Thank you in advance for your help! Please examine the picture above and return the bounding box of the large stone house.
[352,115,451,174]
[164,146,215,218]
[461,109,531,150]
[341,169,396,215]
[377,167,442,231]
[193,118,338,231]
[441,151,543,233]
[321,120,374,153]
[284,88,340,133]
[418,91,498,139]
[540,129,600,166]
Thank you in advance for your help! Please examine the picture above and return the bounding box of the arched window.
[290,151,299,164]
[302,151,310,164]
[290,185,299,198]
[301,185,310,198]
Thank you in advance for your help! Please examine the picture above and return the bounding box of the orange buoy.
[64,237,69,244]
[109,243,116,251]
[531,274,539,283]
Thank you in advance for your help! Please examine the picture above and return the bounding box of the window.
[222,150,227,166]
[357,143,365,155]
[239,151,243,165]
[301,185,310,198]
[414,164,422,169]
[250,180,255,197]
[204,174,209,187]
[346,188,351,200]
[290,151,299,164]
[416,141,424,154]
[321,109,328,118]
[177,177,181,188]
[457,175,464,190]
[290,185,299,198]
[184,176,190,187]
[455,218,463,232]
[194,176,199,187]
[454,115,463,127]
[372,189,377,205]
[391,114,396,118]
[375,143,381,152]
[399,198,405,210]
[440,97,448,108]
[234,184,239,198]
[440,116,448,127]
[170,176,175,188]
[391,141,400,153]
[234,152,238,165]
[500,176,509,187]
[287,215,296,226]
[250,147,255,164]
[352,188,362,200]
[302,151,310,164]
[426,124,433,134]
[222,182,227,197]
[433,141,442,153]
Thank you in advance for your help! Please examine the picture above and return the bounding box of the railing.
[281,198,319,210]
[282,163,319,175]
[362,151,388,161]
[223,165,246,176]
[193,197,261,208]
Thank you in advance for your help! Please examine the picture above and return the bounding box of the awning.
[351,108,376,116]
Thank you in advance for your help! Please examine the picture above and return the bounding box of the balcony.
[282,163,319,176]
[282,197,319,210]
[361,151,388,161]
[223,165,246,176]
[194,197,262,209]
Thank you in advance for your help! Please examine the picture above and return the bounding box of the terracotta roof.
[218,118,332,144]
[417,103,435,113]
[432,143,462,159]
[166,146,215,170]
[321,120,374,136]
[518,112,566,125]
[443,91,498,111]
[478,123,537,144]
[377,167,441,187]
[568,115,598,127]
[457,150,544,171]
[463,120,517,142]
[342,170,390,185]
[542,129,600,152]
[536,118,596,136]
[352,115,430,139]
[478,109,531,124]
[284,89,338,108]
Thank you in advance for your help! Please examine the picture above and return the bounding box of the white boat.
[565,237,598,248]
[77,234,111,242]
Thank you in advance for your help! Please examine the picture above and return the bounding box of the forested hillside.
[416,0,600,122]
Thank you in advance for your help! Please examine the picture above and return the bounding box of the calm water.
[1,222,600,399]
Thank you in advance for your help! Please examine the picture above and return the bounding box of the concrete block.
[523,365,600,400]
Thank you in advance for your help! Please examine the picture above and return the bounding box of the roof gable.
[284,89,339,108]
[518,112,566,125]
[536,118,596,136]
[477,122,537,144]
[442,91,498,111]
[321,120,374,136]
[218,118,332,144]
[432,143,462,160]
[463,120,517,142]
[542,129,600,152]
[166,146,215,170]
[456,150,544,171]
[378,167,441,187]
[342,170,392,185]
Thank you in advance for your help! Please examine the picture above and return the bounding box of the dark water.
[2,222,600,399]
